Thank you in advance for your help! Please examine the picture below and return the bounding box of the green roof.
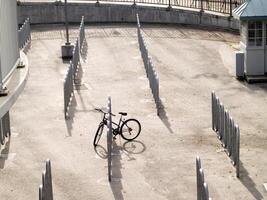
[233,0,267,21]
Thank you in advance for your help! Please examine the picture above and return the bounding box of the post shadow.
[157,99,174,134]
[109,142,124,200]
[239,161,264,200]
[0,137,11,169]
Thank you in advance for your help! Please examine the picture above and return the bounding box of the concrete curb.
[0,51,29,119]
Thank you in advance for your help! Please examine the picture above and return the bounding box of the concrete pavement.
[0,24,266,200]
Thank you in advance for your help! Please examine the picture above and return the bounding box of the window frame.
[247,21,263,47]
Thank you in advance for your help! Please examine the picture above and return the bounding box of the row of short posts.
[18,18,31,50]
[0,111,11,145]
[211,91,240,177]
[63,62,74,119]
[63,16,86,119]
[78,16,85,54]
[196,156,212,200]
[107,97,113,182]
[39,159,53,200]
[136,13,160,115]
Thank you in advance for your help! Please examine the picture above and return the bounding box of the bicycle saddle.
[119,112,127,116]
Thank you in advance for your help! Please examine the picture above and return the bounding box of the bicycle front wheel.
[120,119,141,141]
[93,123,104,147]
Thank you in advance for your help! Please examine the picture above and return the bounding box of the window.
[266,23,267,45]
[248,21,263,47]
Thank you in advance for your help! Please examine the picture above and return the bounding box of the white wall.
[0,0,19,84]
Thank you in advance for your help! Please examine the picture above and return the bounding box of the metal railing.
[196,156,212,200]
[18,18,31,50]
[17,0,246,16]
[211,91,240,178]
[173,0,245,15]
[64,62,74,119]
[87,0,245,16]
[137,14,160,115]
[107,96,113,182]
[0,111,11,145]
[39,159,54,200]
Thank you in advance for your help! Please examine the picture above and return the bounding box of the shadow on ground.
[94,139,146,199]
[110,142,124,200]
[157,99,174,134]
[0,138,11,169]
[239,161,263,200]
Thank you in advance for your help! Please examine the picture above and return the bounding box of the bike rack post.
[211,92,240,178]
[107,97,112,182]
[196,156,212,200]
[39,159,53,200]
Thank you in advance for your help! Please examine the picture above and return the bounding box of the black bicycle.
[93,108,141,147]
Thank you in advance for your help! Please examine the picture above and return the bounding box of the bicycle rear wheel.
[93,123,104,147]
[120,119,141,141]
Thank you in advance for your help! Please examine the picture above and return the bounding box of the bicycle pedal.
[113,136,117,140]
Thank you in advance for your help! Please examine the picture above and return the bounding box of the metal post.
[64,0,70,45]
[229,0,233,17]
[167,0,171,10]
[200,0,203,12]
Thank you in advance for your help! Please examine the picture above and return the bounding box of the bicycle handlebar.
[94,108,116,116]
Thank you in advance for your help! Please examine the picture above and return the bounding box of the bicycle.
[93,108,141,147]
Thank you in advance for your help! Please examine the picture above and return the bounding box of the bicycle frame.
[100,112,125,135]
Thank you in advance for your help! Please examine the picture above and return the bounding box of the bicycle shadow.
[94,144,108,159]
[94,140,146,159]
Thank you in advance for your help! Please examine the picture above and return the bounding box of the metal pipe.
[230,0,233,17]
[64,0,70,44]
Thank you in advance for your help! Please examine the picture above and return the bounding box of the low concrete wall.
[17,2,240,30]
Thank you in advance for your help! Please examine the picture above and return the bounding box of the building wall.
[0,0,20,84]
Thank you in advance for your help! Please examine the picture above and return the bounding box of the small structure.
[233,0,267,82]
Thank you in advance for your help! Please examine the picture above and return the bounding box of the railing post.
[167,0,171,10]
[64,0,70,45]
[230,0,233,17]
[200,0,203,12]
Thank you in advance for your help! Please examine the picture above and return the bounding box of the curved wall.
[0,0,20,84]
[17,2,240,31]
